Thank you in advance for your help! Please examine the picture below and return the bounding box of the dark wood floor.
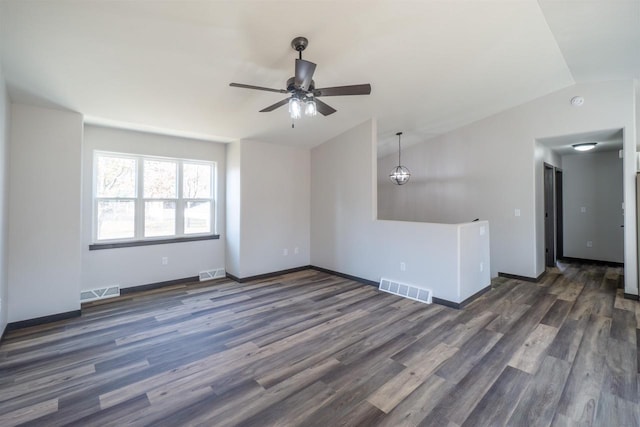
[0,263,638,426]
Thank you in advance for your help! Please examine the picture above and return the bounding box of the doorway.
[544,163,564,268]
[538,129,626,283]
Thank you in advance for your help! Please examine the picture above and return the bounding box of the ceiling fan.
[229,36,371,121]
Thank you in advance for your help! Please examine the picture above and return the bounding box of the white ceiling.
[0,1,638,155]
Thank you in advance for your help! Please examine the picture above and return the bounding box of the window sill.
[89,234,220,250]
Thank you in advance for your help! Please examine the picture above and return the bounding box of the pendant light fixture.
[389,131,411,185]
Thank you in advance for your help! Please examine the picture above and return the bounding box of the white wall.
[536,142,562,170]
[636,79,639,169]
[226,140,310,278]
[238,140,310,277]
[458,221,491,301]
[225,141,241,277]
[311,120,490,303]
[81,125,226,291]
[377,81,636,294]
[561,151,623,263]
[0,66,9,333]
[8,104,83,322]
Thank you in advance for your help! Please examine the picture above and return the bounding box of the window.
[93,151,216,244]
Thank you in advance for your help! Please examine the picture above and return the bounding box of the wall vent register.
[199,268,226,281]
[379,278,432,304]
[80,286,121,302]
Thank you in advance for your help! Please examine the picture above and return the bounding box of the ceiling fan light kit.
[288,94,317,120]
[289,97,302,120]
[230,36,371,124]
[304,99,317,117]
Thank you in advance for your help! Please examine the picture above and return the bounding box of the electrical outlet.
[400,262,406,271]
[480,262,484,272]
[283,248,288,256]
[587,241,593,248]
[162,257,168,265]
[581,207,587,213]
[294,247,299,254]
[514,209,521,217]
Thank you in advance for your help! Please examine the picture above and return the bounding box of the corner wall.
[377,80,636,291]
[81,125,226,291]
[225,141,241,277]
[226,140,310,279]
[311,120,490,303]
[0,66,9,334]
[562,150,623,263]
[8,104,83,322]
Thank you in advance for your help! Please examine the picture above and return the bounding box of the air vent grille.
[379,278,432,304]
[199,268,226,281]
[81,286,120,303]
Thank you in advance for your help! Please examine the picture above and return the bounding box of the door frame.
[555,168,563,260]
[544,163,555,267]
[544,163,564,268]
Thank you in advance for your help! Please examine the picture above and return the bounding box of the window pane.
[144,160,177,198]
[97,200,135,240]
[184,201,211,234]
[183,163,211,199]
[145,201,176,237]
[96,156,136,197]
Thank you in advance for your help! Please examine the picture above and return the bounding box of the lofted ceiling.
[0,1,638,156]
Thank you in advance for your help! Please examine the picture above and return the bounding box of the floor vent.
[199,268,226,281]
[379,278,432,304]
[81,286,120,303]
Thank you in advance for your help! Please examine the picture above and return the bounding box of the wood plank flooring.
[0,262,638,426]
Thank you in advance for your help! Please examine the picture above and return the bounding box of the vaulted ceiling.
[0,1,638,156]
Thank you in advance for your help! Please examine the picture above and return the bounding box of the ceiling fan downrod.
[291,36,309,61]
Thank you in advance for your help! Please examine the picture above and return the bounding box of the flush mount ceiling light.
[572,142,597,152]
[389,132,411,185]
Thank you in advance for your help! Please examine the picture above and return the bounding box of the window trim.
[92,151,217,246]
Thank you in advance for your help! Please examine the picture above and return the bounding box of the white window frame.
[93,151,216,244]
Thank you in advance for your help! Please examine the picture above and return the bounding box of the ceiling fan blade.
[230,83,287,94]
[259,98,290,112]
[295,59,316,91]
[313,84,371,97]
[315,98,337,116]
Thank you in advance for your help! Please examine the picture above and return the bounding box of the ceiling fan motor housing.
[287,76,315,92]
[291,36,308,52]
